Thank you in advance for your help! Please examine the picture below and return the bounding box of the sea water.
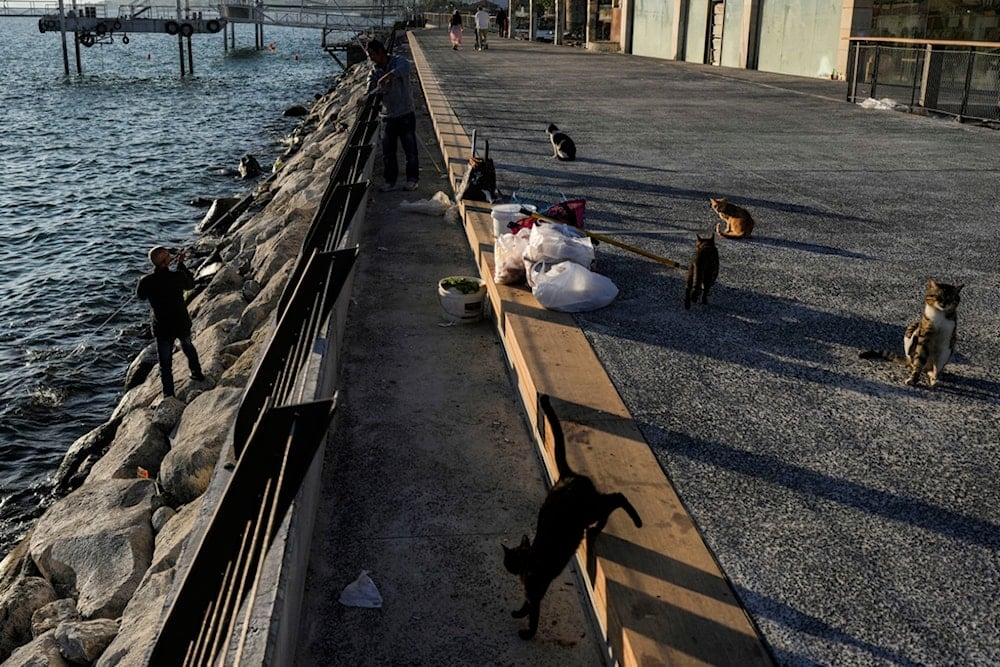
[0,16,346,556]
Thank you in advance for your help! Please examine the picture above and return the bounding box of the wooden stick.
[519,209,685,270]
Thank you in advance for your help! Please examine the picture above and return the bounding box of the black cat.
[684,232,719,310]
[503,394,642,639]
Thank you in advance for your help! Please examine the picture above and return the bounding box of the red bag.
[508,198,586,235]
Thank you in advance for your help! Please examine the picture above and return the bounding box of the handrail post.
[871,44,881,99]
[959,47,976,120]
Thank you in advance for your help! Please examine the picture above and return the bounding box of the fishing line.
[90,294,136,336]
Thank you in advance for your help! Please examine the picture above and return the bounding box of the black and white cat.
[503,394,642,639]
[547,124,577,161]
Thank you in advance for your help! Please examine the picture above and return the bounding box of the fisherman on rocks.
[136,246,206,398]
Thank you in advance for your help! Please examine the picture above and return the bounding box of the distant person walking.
[474,6,490,50]
[136,246,204,398]
[449,10,463,50]
[361,39,420,192]
[495,7,508,38]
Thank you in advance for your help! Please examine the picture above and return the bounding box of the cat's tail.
[859,349,909,366]
[539,394,571,478]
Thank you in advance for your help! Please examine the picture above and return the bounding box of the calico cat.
[547,124,577,161]
[503,394,642,640]
[711,197,755,239]
[860,279,963,387]
[684,233,719,310]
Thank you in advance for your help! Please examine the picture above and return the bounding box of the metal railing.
[847,37,1000,123]
[145,70,384,664]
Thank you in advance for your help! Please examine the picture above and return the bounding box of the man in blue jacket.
[136,246,205,398]
[362,39,420,192]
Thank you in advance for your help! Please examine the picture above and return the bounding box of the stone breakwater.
[0,63,371,666]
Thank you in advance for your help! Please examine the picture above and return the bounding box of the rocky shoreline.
[0,62,371,666]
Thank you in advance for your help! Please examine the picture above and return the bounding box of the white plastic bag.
[398,191,454,217]
[529,261,618,312]
[524,221,594,268]
[493,229,531,285]
[339,570,383,608]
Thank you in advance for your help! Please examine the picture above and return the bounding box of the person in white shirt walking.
[474,6,490,50]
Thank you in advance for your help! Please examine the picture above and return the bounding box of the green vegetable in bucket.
[440,277,482,295]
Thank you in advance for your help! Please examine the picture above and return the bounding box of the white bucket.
[491,203,536,237]
[438,276,487,324]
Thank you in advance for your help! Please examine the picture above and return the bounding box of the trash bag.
[339,570,383,608]
[508,198,586,235]
[493,228,531,285]
[399,191,454,216]
[524,221,594,268]
[528,261,618,312]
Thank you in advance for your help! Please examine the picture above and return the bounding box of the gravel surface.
[413,31,1000,666]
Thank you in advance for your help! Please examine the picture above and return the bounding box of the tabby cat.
[503,394,642,640]
[711,197,755,239]
[684,233,719,310]
[859,279,963,387]
[547,123,577,161]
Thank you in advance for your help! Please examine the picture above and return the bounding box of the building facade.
[565,0,1000,78]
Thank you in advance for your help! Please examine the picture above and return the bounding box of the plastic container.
[438,276,487,324]
[491,203,536,237]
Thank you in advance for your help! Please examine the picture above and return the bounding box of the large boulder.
[95,568,175,667]
[123,344,157,391]
[52,419,121,495]
[31,598,81,637]
[1,630,69,667]
[190,291,246,334]
[0,576,58,661]
[149,499,201,575]
[55,618,120,664]
[158,387,243,505]
[150,396,186,433]
[85,409,170,483]
[0,535,33,592]
[28,479,161,620]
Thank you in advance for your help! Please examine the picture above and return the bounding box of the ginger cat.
[711,197,755,239]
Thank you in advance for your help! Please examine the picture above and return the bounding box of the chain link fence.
[848,40,1000,124]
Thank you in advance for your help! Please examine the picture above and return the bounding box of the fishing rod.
[90,294,136,336]
[88,244,194,337]
[519,208,686,270]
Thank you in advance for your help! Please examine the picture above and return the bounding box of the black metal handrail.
[146,59,385,662]
[847,37,1000,123]
[232,247,359,452]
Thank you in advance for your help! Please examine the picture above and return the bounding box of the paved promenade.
[301,28,999,666]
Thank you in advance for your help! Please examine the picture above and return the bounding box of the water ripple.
[0,17,343,553]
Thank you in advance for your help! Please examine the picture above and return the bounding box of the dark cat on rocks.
[684,232,719,310]
[503,394,642,640]
[860,279,963,387]
[547,123,576,161]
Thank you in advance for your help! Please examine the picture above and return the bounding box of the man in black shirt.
[136,246,205,398]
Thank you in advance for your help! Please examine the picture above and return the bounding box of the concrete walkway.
[406,27,1000,667]
[294,55,604,664]
[299,27,1000,667]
